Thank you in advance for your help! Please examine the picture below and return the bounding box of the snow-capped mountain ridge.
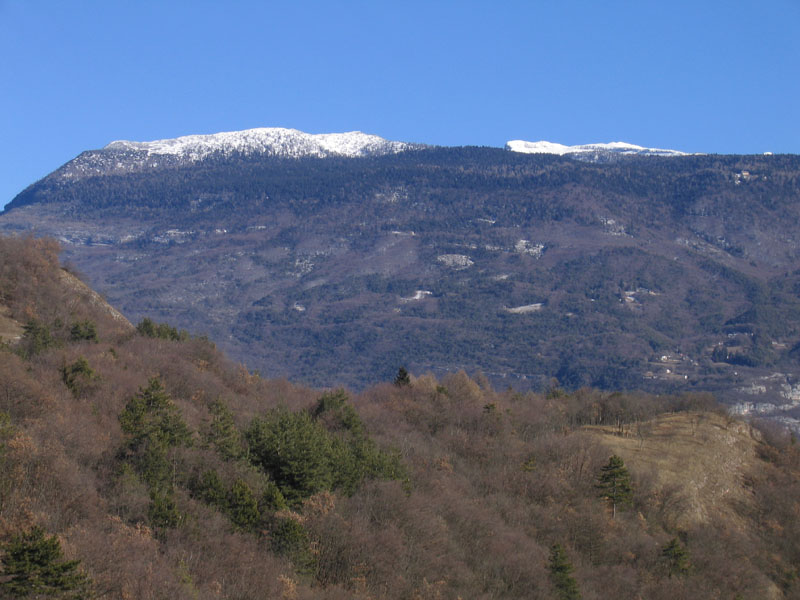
[106,127,412,160]
[46,128,692,185]
[506,139,688,157]
[48,128,417,182]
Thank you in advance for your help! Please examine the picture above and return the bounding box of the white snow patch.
[739,383,767,395]
[506,139,688,157]
[106,127,411,160]
[599,216,627,236]
[781,384,800,402]
[505,303,543,314]
[437,254,473,269]
[514,240,545,258]
[401,290,432,302]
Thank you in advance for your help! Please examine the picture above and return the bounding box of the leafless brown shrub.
[577,563,640,600]
[0,235,61,318]
[752,416,795,451]
[69,514,186,600]
[306,506,372,589]
[0,353,53,420]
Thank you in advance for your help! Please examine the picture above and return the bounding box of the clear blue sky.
[2,0,799,209]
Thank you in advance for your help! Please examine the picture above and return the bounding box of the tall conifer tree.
[1,527,92,599]
[548,543,581,600]
[596,455,633,518]
[661,537,690,577]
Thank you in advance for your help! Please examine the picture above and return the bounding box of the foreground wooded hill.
[2,235,800,599]
[3,148,800,407]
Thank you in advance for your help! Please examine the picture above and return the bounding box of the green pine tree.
[0,527,93,599]
[312,389,407,495]
[136,318,188,341]
[260,480,288,512]
[596,455,633,518]
[394,367,411,387]
[18,319,55,359]
[60,356,97,398]
[245,407,334,504]
[148,490,182,529]
[312,389,364,435]
[548,543,581,600]
[197,469,227,508]
[69,320,98,342]
[661,537,690,577]
[227,478,261,531]
[118,377,192,493]
[119,377,192,452]
[270,517,315,574]
[205,400,245,460]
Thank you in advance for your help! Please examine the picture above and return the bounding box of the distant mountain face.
[3,129,800,415]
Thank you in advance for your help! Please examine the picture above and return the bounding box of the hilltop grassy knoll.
[587,412,760,528]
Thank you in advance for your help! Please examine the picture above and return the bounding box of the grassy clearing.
[586,412,759,529]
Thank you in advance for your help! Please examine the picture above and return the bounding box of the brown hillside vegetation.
[1,234,800,599]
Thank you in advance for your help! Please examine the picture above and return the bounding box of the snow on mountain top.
[105,127,411,160]
[102,128,687,161]
[506,139,687,157]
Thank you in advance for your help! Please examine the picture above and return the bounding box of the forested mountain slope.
[2,235,800,599]
[3,144,800,416]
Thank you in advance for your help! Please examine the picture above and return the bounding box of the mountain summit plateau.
[105,127,413,160]
[50,127,417,181]
[20,127,697,185]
